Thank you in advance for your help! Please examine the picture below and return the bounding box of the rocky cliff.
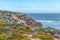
[0,10,56,40]
[0,10,42,29]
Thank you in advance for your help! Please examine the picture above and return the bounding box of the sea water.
[27,13,60,30]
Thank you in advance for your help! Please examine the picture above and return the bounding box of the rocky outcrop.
[0,10,42,28]
[15,14,42,27]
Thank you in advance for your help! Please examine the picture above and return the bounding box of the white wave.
[36,20,60,30]
[36,20,60,23]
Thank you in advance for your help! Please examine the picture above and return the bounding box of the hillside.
[0,10,42,29]
[0,10,59,40]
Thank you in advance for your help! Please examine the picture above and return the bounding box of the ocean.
[27,14,60,30]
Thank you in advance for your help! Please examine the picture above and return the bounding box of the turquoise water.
[27,14,60,30]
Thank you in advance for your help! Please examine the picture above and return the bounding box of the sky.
[0,0,60,13]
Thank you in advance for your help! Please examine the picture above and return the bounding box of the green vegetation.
[7,34,28,40]
[0,35,6,40]
[0,22,8,27]
[32,33,53,40]
[0,22,54,40]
